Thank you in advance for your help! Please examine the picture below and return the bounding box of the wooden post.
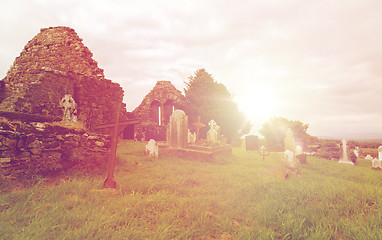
[103,102,121,188]
[93,104,140,189]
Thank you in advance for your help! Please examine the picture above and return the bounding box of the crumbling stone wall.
[133,81,186,125]
[133,81,187,141]
[0,26,125,129]
[0,119,110,178]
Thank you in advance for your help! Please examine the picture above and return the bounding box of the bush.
[317,143,340,160]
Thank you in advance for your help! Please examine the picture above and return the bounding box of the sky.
[1,0,382,140]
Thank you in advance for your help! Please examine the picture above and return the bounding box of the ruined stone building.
[0,26,125,129]
[131,81,187,141]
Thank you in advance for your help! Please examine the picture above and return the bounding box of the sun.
[235,89,277,123]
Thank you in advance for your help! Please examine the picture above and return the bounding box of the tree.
[184,69,251,142]
[259,116,313,151]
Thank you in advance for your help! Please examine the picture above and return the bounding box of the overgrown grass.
[1,140,382,239]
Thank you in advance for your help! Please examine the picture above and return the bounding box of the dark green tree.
[184,69,251,142]
[259,116,313,151]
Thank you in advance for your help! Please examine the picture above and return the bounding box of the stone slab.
[159,144,232,159]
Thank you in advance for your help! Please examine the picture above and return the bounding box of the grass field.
[1,140,382,239]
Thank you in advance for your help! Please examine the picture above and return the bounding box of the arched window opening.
[163,99,174,125]
[149,100,161,125]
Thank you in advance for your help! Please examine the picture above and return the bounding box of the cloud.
[1,0,382,139]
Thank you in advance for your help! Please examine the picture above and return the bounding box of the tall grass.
[1,140,382,239]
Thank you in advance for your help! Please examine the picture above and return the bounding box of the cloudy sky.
[1,0,382,139]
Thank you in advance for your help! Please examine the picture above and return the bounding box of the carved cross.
[94,102,140,188]
[192,116,205,142]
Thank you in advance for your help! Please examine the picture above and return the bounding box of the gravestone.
[167,110,188,149]
[373,146,382,170]
[188,130,196,144]
[207,120,219,144]
[245,135,259,151]
[145,139,159,158]
[284,128,295,151]
[372,158,382,170]
[282,129,301,178]
[282,150,301,178]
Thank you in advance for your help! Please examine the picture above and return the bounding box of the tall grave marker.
[94,103,140,188]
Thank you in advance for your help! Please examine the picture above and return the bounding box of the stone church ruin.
[0,26,125,129]
[131,81,186,141]
[0,26,128,177]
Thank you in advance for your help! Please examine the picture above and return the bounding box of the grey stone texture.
[0,26,126,129]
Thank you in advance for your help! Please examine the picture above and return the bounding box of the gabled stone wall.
[0,26,125,129]
[132,81,187,141]
[133,81,187,125]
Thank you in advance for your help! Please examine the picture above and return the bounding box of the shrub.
[317,143,340,160]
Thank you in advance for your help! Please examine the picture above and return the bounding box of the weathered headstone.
[188,130,196,144]
[207,120,219,144]
[338,139,354,165]
[372,158,382,170]
[145,139,159,158]
[167,110,188,149]
[284,128,295,151]
[373,146,382,170]
[354,147,359,158]
[282,129,301,178]
[282,150,301,178]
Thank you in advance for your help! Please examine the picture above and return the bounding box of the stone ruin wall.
[132,81,187,141]
[0,68,124,129]
[133,81,186,124]
[0,26,125,129]
[0,119,111,178]
[0,26,127,177]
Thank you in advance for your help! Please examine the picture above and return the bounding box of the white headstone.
[372,158,382,169]
[378,146,382,160]
[188,129,196,144]
[167,110,188,149]
[207,120,219,144]
[282,149,301,178]
[354,147,359,158]
[145,139,159,158]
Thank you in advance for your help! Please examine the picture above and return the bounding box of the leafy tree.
[259,116,313,151]
[184,69,251,142]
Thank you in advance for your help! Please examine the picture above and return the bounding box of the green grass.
[1,140,382,239]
